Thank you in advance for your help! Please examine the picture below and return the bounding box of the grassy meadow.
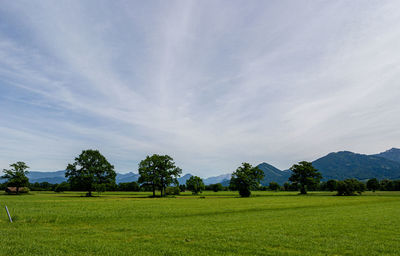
[0,191,399,255]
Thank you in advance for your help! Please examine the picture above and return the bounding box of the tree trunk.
[160,178,164,197]
[300,185,307,194]
[16,186,19,195]
[87,191,92,197]
[152,184,155,197]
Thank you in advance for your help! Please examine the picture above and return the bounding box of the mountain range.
[2,148,400,185]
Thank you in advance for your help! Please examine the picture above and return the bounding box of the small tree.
[230,163,264,197]
[165,186,180,195]
[138,154,182,197]
[186,176,205,195]
[289,161,322,194]
[326,180,338,192]
[179,184,186,192]
[380,179,394,191]
[209,183,223,192]
[94,183,106,196]
[336,179,365,196]
[1,162,30,194]
[55,182,70,193]
[268,182,280,191]
[366,178,380,192]
[283,182,298,191]
[65,149,116,197]
[138,155,159,197]
[118,182,140,191]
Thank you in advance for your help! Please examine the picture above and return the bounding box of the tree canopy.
[289,161,322,194]
[65,149,116,196]
[186,176,205,195]
[366,178,380,192]
[230,163,264,197]
[336,178,366,196]
[138,154,182,197]
[1,161,30,194]
[269,182,280,191]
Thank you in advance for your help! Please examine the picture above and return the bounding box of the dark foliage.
[65,149,116,196]
[366,178,380,192]
[230,163,264,197]
[138,154,182,197]
[336,179,366,196]
[2,161,30,194]
[289,161,322,194]
[186,176,205,194]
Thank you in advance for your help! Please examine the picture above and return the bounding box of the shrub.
[268,182,280,191]
[326,180,338,191]
[206,183,223,192]
[366,178,380,192]
[186,176,205,195]
[165,186,180,195]
[336,179,365,196]
[179,184,186,192]
[118,182,140,191]
[55,182,70,193]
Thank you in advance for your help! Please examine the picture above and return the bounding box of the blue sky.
[1,1,400,176]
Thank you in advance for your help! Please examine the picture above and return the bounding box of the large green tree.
[186,176,205,195]
[138,154,182,197]
[230,163,264,197]
[1,161,30,194]
[289,161,322,194]
[65,149,116,196]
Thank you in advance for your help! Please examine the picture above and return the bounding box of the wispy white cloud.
[0,0,400,176]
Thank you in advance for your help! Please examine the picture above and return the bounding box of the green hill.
[256,162,291,185]
[373,148,400,163]
[312,151,400,181]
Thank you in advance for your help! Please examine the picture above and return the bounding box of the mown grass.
[0,191,399,255]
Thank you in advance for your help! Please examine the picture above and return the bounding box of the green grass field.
[0,191,399,255]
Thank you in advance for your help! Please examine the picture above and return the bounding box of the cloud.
[0,0,400,176]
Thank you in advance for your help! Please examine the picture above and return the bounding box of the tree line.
[2,149,400,197]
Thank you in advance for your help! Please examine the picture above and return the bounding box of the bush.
[118,182,140,191]
[179,184,186,192]
[326,180,338,191]
[205,183,223,192]
[238,185,251,197]
[336,179,365,196]
[268,182,280,191]
[380,179,394,191]
[186,176,205,195]
[366,178,379,192]
[55,182,70,193]
[283,182,298,191]
[165,186,180,195]
[94,184,106,195]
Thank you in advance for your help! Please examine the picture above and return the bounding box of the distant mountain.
[220,179,230,187]
[312,151,400,181]
[28,171,67,183]
[0,170,140,184]
[4,148,400,186]
[116,172,139,183]
[203,174,231,185]
[202,163,291,186]
[178,174,193,185]
[256,162,291,185]
[373,148,400,164]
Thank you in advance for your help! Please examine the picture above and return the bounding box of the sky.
[1,0,400,177]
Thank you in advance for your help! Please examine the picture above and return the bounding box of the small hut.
[5,187,29,194]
